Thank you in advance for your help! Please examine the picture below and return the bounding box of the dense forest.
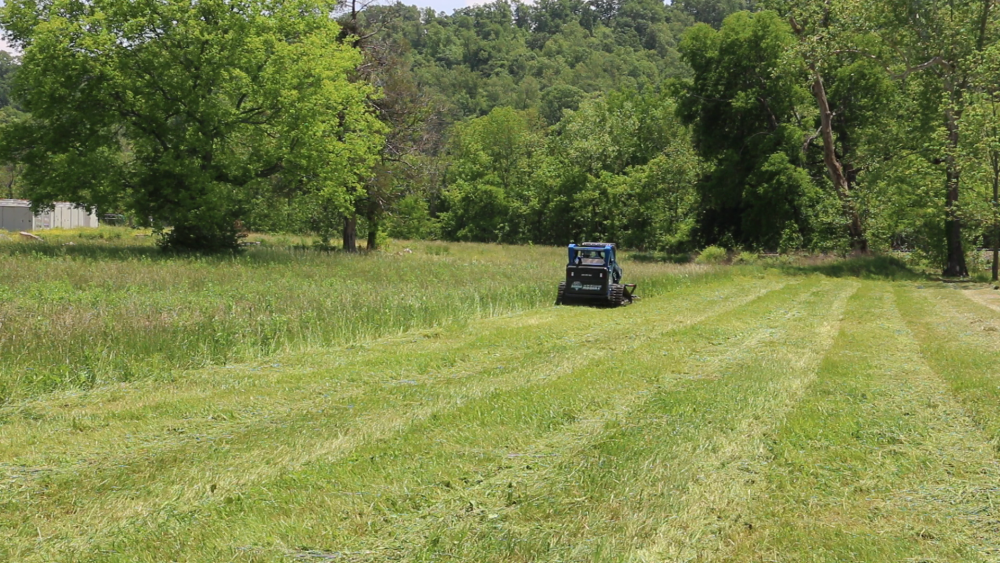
[1,0,1000,275]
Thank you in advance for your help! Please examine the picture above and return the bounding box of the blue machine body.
[558,242,632,306]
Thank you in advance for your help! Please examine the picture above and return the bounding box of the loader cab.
[573,248,608,266]
[563,243,622,302]
[568,243,622,283]
[557,242,635,307]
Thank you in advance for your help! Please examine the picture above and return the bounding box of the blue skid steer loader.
[555,242,636,307]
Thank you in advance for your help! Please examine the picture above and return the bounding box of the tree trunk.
[343,215,358,252]
[993,162,998,281]
[810,73,869,253]
[365,194,381,251]
[992,102,1000,283]
[991,125,1000,282]
[943,105,968,277]
[940,0,991,277]
[367,218,379,250]
[944,178,967,277]
[5,164,18,199]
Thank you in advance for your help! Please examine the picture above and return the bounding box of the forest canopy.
[0,0,998,274]
[0,0,384,251]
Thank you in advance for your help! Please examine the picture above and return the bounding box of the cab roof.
[569,243,616,252]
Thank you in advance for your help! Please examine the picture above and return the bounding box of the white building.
[0,199,99,232]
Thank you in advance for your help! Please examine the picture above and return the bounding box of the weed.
[732,250,758,265]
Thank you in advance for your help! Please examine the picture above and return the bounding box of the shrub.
[778,222,805,254]
[387,195,440,240]
[695,245,728,265]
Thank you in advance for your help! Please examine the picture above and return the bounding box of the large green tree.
[0,0,383,250]
[854,0,999,275]
[439,106,544,242]
[550,88,701,249]
[677,10,833,250]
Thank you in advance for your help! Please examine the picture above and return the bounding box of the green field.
[2,236,1000,561]
[0,230,710,403]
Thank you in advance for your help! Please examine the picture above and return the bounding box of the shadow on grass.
[781,255,926,281]
[627,251,693,264]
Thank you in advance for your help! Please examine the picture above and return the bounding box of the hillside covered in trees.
[2,0,1000,275]
[364,0,1000,277]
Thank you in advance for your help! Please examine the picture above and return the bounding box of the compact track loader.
[555,242,636,307]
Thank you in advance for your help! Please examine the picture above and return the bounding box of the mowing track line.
[0,276,785,561]
[722,282,1000,562]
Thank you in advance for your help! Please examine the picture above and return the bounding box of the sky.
[406,0,493,15]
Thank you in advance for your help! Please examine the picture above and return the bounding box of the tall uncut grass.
[0,229,722,402]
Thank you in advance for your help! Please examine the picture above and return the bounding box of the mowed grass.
[3,242,1000,561]
[0,230,716,402]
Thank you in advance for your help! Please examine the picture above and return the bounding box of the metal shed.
[0,200,99,232]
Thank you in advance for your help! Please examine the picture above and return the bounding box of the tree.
[547,88,700,248]
[960,46,1000,280]
[673,0,756,28]
[343,6,446,251]
[0,0,384,251]
[676,11,829,249]
[439,106,544,242]
[855,0,998,275]
[770,1,870,252]
[540,84,586,125]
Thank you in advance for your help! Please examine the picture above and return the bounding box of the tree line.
[2,0,1000,276]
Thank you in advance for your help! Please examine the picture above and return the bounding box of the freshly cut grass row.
[0,273,783,561]
[894,285,1000,444]
[370,278,855,563]
[725,283,1000,562]
[7,276,844,556]
[7,268,1000,562]
[0,235,718,402]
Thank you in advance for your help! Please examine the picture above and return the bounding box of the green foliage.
[676,0,756,28]
[371,0,693,123]
[0,0,384,251]
[439,107,544,242]
[548,89,703,249]
[540,84,586,125]
[778,220,805,254]
[677,11,820,249]
[782,255,923,281]
[433,88,702,249]
[387,194,440,240]
[0,0,994,265]
[742,153,813,249]
[695,244,728,264]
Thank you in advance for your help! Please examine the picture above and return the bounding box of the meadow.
[0,229,717,403]
[2,233,1000,562]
